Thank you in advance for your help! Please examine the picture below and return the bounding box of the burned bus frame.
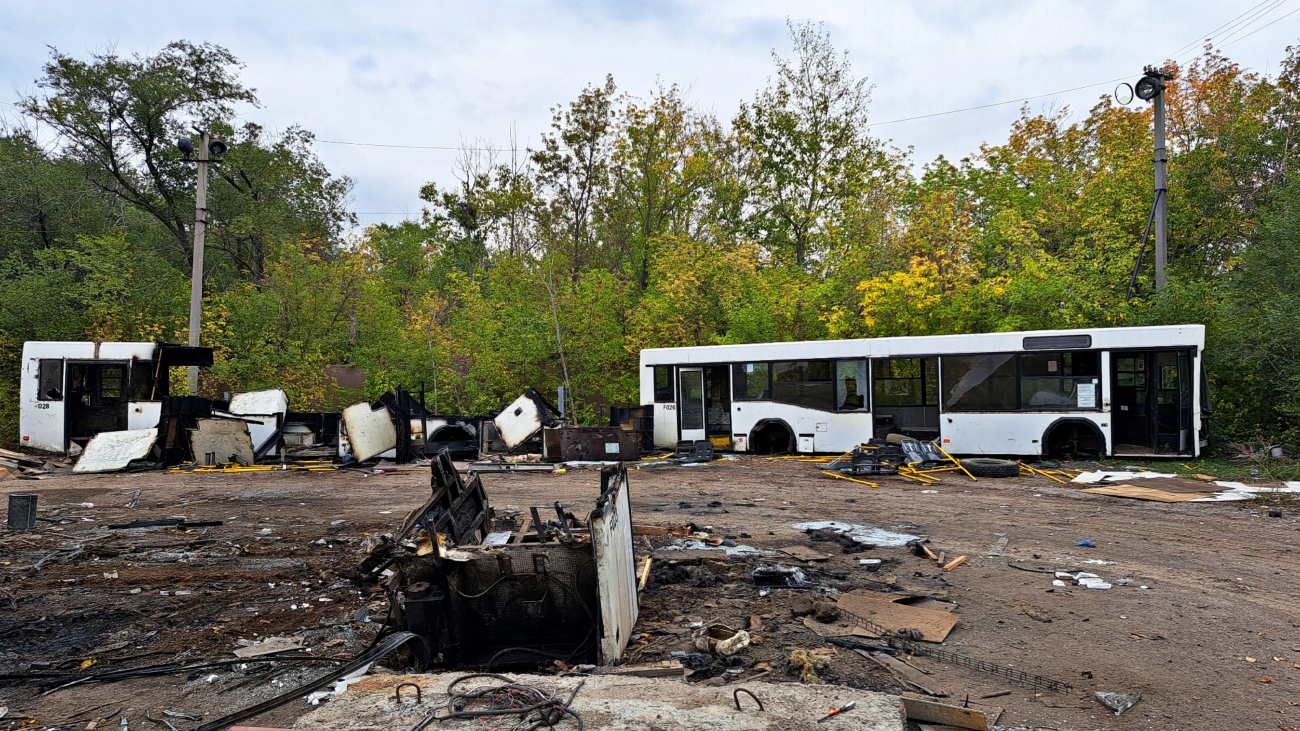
[365,450,638,668]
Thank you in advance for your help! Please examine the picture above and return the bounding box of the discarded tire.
[961,457,1021,479]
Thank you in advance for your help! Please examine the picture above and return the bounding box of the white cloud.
[1,0,1296,226]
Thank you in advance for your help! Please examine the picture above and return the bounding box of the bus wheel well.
[1042,419,1106,457]
[750,420,794,455]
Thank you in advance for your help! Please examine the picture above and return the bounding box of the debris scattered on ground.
[791,522,921,548]
[835,590,961,642]
[910,540,967,572]
[789,647,838,684]
[361,449,638,668]
[1094,690,1141,715]
[901,692,1000,730]
[1072,470,1177,483]
[693,624,752,656]
[232,636,305,658]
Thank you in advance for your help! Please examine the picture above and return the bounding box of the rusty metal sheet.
[189,418,256,466]
[543,427,640,462]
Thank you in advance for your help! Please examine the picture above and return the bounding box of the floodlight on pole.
[1125,66,1174,299]
[1141,66,1171,291]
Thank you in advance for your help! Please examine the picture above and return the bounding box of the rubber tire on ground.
[960,457,1021,479]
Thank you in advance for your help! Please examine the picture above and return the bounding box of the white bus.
[639,325,1207,458]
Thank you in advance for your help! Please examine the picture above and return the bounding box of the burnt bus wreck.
[361,450,638,669]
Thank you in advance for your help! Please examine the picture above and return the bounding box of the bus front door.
[65,362,130,447]
[677,368,707,443]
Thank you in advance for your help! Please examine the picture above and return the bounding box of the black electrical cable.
[484,646,576,671]
[194,631,424,731]
[411,673,585,731]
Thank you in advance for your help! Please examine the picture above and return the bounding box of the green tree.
[19,41,257,260]
[532,76,618,279]
[733,21,895,269]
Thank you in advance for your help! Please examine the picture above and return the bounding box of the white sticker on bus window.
[1077,382,1096,408]
[746,364,753,373]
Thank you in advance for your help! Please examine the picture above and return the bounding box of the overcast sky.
[2,1,1298,228]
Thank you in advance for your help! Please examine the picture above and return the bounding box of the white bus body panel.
[128,401,163,430]
[940,412,1110,456]
[229,389,290,454]
[20,341,159,453]
[652,402,678,447]
[731,402,872,454]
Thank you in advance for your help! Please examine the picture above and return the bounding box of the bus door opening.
[871,357,939,441]
[65,361,130,446]
[705,365,732,448]
[1111,350,1193,455]
[677,366,731,446]
[677,368,707,443]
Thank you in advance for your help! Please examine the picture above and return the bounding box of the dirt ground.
[2,456,1298,730]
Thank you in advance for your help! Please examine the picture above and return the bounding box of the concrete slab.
[295,672,905,730]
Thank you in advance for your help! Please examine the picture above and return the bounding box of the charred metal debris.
[358,449,639,670]
[49,383,652,476]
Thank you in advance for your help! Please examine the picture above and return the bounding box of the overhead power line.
[866,76,1132,127]
[1167,0,1286,60]
[1222,5,1300,48]
[1214,0,1293,48]
[315,4,1298,152]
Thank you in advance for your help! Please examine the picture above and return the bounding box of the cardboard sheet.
[801,615,881,638]
[903,693,1000,730]
[778,546,832,561]
[836,590,961,642]
[1081,484,1214,502]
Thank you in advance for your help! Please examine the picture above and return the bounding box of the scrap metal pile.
[51,384,647,477]
[358,449,639,669]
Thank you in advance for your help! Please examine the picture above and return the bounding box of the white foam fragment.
[1052,579,1067,587]
[791,521,921,547]
[1072,470,1176,484]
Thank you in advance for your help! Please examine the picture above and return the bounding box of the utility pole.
[188,132,210,394]
[1149,66,1169,291]
[1121,66,1174,300]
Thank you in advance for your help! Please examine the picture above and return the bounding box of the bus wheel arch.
[1042,418,1106,457]
[750,419,795,454]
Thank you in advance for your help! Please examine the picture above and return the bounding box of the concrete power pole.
[188,132,210,394]
[1152,71,1168,291]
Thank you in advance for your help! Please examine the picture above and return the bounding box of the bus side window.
[733,363,771,400]
[37,359,63,401]
[132,361,156,401]
[653,366,674,402]
[835,359,869,411]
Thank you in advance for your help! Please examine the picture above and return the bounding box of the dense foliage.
[3,27,1299,447]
